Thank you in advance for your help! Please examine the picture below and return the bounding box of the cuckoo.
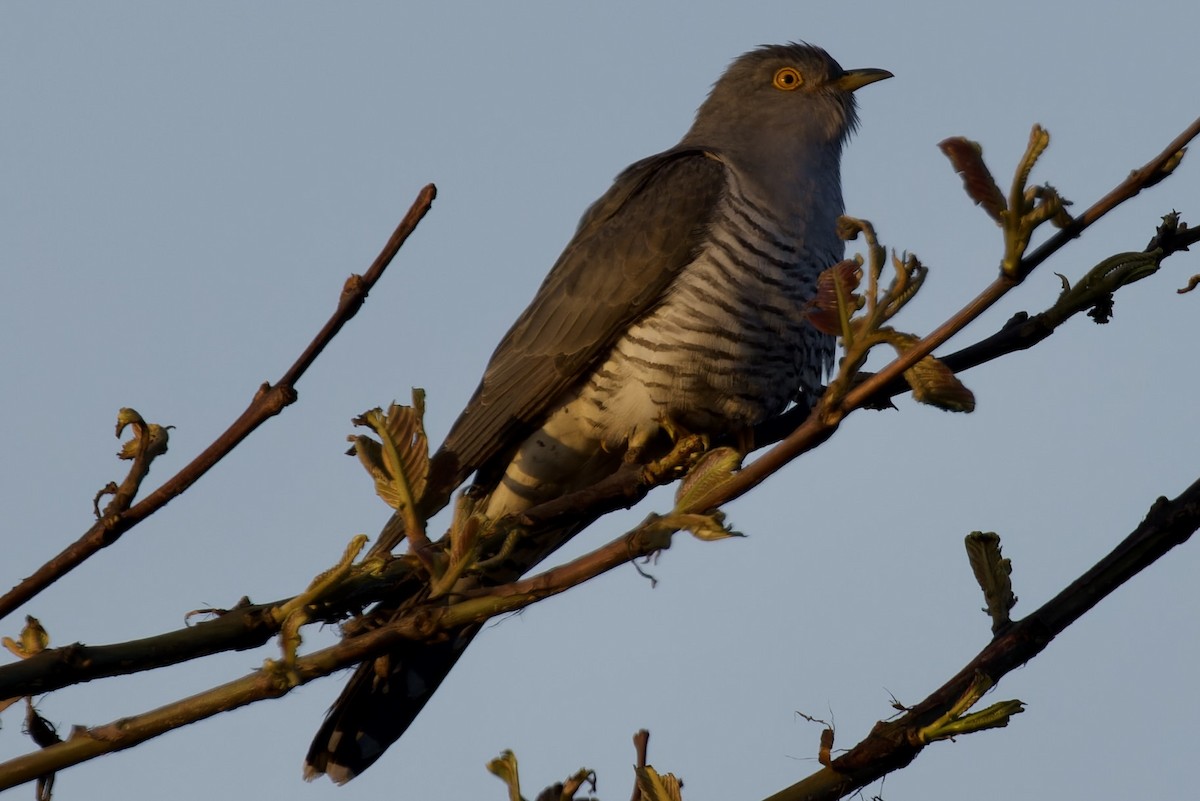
[305,42,890,783]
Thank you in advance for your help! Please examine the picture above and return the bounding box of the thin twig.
[0,185,438,622]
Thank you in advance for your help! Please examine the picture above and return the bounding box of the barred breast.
[482,172,839,518]
[578,172,838,450]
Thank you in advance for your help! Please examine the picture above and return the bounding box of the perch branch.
[0,511,674,788]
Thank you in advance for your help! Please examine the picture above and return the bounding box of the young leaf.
[939,137,1007,222]
[486,750,523,801]
[808,259,864,336]
[905,355,976,413]
[635,766,684,801]
[674,446,742,514]
[965,531,1017,633]
[349,390,431,512]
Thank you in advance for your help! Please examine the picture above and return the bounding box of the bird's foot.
[640,431,709,485]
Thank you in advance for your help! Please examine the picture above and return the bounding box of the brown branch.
[760,475,1200,801]
[0,185,438,622]
[0,475,664,700]
[0,514,671,790]
[0,555,422,699]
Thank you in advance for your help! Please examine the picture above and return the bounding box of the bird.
[305,42,890,784]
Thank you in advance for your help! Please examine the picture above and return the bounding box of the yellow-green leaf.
[486,750,523,801]
[635,766,684,801]
[2,615,49,659]
[905,355,976,413]
[349,390,431,512]
[674,447,742,514]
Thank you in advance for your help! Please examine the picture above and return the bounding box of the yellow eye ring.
[772,67,803,91]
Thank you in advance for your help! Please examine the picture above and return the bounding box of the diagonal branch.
[760,475,1200,801]
[0,185,438,622]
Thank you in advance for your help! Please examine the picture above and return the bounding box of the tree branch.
[0,184,438,622]
[760,475,1200,801]
[0,515,674,789]
[0,555,419,700]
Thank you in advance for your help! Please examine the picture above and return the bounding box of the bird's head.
[684,43,891,167]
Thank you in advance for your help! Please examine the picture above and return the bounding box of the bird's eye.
[772,67,803,91]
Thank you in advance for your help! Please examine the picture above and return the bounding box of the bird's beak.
[835,68,893,92]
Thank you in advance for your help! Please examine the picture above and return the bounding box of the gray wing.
[428,148,729,496]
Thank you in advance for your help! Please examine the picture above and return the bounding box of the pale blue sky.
[2,3,1198,799]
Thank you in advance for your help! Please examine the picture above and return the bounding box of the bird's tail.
[304,506,590,783]
[303,622,479,784]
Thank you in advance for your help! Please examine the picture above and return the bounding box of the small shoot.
[487,750,523,801]
[965,532,1017,634]
[824,219,973,413]
[635,765,684,801]
[1045,250,1164,326]
[673,447,743,515]
[95,407,173,517]
[940,125,1074,279]
[349,391,435,566]
[1,616,51,714]
[915,671,1025,744]
[487,750,597,801]
[2,615,49,660]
